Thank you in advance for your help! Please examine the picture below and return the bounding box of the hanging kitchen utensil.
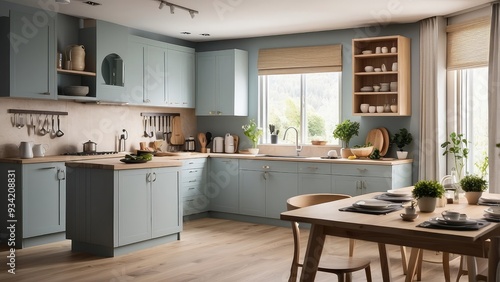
[156,116,163,139]
[206,132,212,146]
[198,132,207,153]
[149,116,154,137]
[50,115,57,138]
[56,115,64,137]
[143,116,149,137]
[170,116,185,145]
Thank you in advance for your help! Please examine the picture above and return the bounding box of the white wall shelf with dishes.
[352,35,411,116]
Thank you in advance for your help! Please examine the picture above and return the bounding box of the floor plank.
[0,218,472,281]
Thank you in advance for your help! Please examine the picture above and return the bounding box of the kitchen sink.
[258,154,308,158]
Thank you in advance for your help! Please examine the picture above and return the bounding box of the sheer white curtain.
[489,3,500,193]
[419,17,447,180]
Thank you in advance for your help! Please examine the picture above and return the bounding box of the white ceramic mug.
[33,144,48,157]
[375,47,381,54]
[441,210,460,220]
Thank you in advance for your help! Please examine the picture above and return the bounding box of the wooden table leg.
[466,256,477,282]
[300,224,325,282]
[378,243,393,282]
[405,248,421,282]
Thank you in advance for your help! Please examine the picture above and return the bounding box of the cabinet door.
[8,10,56,99]
[151,168,181,238]
[195,54,217,115]
[144,45,166,105]
[23,163,65,238]
[208,158,239,213]
[167,49,195,108]
[298,173,332,194]
[239,170,265,217]
[126,40,145,104]
[118,169,151,246]
[332,175,363,196]
[216,53,234,115]
[266,172,298,219]
[361,176,392,194]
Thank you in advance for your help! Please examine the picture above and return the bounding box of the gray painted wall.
[195,23,421,183]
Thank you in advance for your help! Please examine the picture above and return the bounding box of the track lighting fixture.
[55,0,70,4]
[157,0,199,19]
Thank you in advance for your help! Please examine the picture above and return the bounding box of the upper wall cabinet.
[126,35,195,107]
[0,8,56,100]
[195,49,248,116]
[352,35,411,116]
[80,20,129,103]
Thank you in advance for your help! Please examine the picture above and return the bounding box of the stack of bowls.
[380,83,389,92]
[360,86,374,92]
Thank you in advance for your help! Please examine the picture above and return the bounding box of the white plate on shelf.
[353,199,394,210]
[385,190,411,197]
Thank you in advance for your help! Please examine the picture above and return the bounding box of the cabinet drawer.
[331,164,392,177]
[298,162,331,174]
[183,194,209,215]
[181,168,205,183]
[239,159,297,173]
[181,183,203,197]
[182,158,207,169]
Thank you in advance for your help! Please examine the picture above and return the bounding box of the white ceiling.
[6,0,494,42]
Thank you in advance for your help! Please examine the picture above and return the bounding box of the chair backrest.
[287,193,351,211]
[488,236,500,282]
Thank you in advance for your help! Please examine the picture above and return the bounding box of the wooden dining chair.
[286,193,372,282]
[470,236,500,282]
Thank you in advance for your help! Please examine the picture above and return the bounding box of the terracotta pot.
[417,197,437,212]
[464,191,483,205]
[341,148,352,158]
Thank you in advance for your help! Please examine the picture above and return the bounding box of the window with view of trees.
[259,73,341,144]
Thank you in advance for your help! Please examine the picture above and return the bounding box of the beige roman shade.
[258,44,342,75]
[446,17,490,70]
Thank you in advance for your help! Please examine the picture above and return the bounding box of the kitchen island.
[65,157,183,257]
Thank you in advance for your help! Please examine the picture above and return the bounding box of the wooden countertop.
[65,157,183,170]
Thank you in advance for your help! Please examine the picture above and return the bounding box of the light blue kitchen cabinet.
[195,49,248,116]
[0,9,56,99]
[66,165,181,256]
[298,162,333,194]
[207,158,239,213]
[167,49,195,108]
[181,158,209,216]
[127,35,195,107]
[80,20,128,102]
[332,175,393,196]
[239,160,298,219]
[119,167,180,246]
[0,162,65,248]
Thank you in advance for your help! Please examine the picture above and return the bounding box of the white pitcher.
[19,141,33,159]
[33,144,48,157]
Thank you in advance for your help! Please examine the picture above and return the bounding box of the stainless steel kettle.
[83,140,97,153]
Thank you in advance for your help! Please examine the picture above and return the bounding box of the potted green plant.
[242,119,263,154]
[460,174,488,205]
[441,132,469,180]
[333,119,360,158]
[412,180,445,212]
[390,128,413,159]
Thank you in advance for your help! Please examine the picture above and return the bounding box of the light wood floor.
[0,218,474,281]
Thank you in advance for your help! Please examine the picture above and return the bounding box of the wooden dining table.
[280,190,500,282]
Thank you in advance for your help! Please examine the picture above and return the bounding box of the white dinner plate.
[385,190,411,197]
[430,217,477,226]
[484,208,500,218]
[353,199,393,210]
[479,196,500,204]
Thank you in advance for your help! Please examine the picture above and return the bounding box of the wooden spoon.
[198,132,207,153]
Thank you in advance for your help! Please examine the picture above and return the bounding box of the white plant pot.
[397,151,408,159]
[417,197,437,212]
[248,148,259,155]
[341,148,352,158]
[464,191,483,205]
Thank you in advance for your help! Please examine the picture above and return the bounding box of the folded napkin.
[339,205,403,215]
[418,219,490,231]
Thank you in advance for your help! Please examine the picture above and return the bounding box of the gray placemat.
[418,220,490,231]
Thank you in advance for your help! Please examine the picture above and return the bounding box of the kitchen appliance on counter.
[33,144,48,157]
[83,140,97,153]
[225,133,234,153]
[213,137,224,153]
[118,129,128,152]
[185,136,195,152]
[19,141,33,159]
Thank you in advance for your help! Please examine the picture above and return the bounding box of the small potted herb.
[460,174,488,204]
[391,128,413,159]
[269,124,279,144]
[242,119,263,154]
[333,119,360,158]
[411,180,445,212]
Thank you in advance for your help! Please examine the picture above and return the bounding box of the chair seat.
[299,256,371,273]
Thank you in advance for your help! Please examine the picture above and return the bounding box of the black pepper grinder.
[118,129,128,152]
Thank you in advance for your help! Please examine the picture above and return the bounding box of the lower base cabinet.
[208,158,239,213]
[181,158,209,216]
[66,166,181,256]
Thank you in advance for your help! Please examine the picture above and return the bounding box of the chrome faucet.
[283,127,302,156]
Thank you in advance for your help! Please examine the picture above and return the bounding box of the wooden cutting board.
[365,128,384,152]
[378,127,390,156]
[170,116,185,145]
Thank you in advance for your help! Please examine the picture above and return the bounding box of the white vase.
[464,191,483,205]
[418,197,437,212]
[396,151,408,159]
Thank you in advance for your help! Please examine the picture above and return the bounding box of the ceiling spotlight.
[157,1,198,19]
[159,1,165,9]
[56,0,70,4]
[170,5,175,14]
[189,10,196,19]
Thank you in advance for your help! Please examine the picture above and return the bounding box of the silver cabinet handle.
[262,165,270,169]
[40,92,51,95]
[357,168,367,173]
[39,167,56,170]
[188,169,198,173]
[188,179,197,183]
[263,171,268,180]
[307,166,318,170]
[57,169,66,180]
[152,172,157,182]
